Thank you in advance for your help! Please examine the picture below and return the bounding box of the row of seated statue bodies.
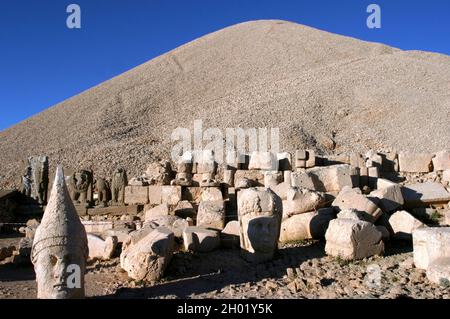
[21,150,313,208]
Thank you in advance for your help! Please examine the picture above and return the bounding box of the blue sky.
[0,0,449,130]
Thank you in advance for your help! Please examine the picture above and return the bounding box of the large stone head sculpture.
[31,166,88,299]
[237,188,282,263]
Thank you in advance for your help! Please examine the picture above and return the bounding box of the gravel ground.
[1,239,448,299]
[1,20,449,188]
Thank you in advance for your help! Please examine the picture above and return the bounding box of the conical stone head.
[32,166,88,299]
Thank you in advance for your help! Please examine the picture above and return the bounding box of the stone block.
[413,227,450,270]
[120,227,174,281]
[388,210,425,240]
[161,186,182,206]
[197,200,225,230]
[182,226,220,252]
[87,234,117,260]
[399,152,433,173]
[144,203,169,221]
[325,218,384,260]
[432,151,450,171]
[220,221,240,248]
[402,182,450,208]
[332,186,383,222]
[124,186,149,205]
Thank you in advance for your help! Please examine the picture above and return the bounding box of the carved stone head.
[237,188,282,263]
[32,166,88,299]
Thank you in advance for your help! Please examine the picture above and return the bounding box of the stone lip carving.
[68,169,94,207]
[111,168,127,205]
[31,166,88,299]
[25,156,49,205]
[237,187,282,263]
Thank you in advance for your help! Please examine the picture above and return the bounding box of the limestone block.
[201,187,223,202]
[402,182,450,208]
[248,151,276,170]
[283,187,326,218]
[399,152,433,173]
[369,179,404,213]
[197,200,225,230]
[220,221,240,248]
[300,164,353,192]
[264,171,283,188]
[182,226,220,252]
[161,186,182,206]
[82,221,114,234]
[325,218,384,260]
[87,234,117,260]
[413,227,450,270]
[234,170,265,187]
[280,208,335,242]
[173,200,196,218]
[120,227,174,281]
[426,257,450,285]
[144,215,190,238]
[388,210,425,240]
[124,186,149,205]
[332,186,383,222]
[148,185,162,205]
[144,203,169,221]
[271,182,290,200]
[442,170,450,184]
[432,151,450,171]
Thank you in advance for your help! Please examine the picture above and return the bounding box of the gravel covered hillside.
[1,20,449,187]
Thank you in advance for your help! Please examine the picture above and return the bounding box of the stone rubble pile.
[1,148,449,297]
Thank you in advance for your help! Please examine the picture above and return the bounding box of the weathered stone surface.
[292,164,353,193]
[87,234,117,260]
[82,221,114,234]
[399,152,433,173]
[413,227,450,270]
[220,221,240,249]
[336,208,370,222]
[124,186,149,205]
[283,187,326,218]
[280,208,335,243]
[325,218,384,260]
[197,200,225,230]
[222,169,235,187]
[426,257,450,285]
[432,151,450,172]
[201,187,223,202]
[182,226,220,252]
[144,203,169,220]
[148,185,163,205]
[264,171,283,188]
[271,181,290,200]
[87,205,140,216]
[103,228,133,243]
[143,160,173,185]
[234,170,265,188]
[365,150,383,169]
[237,188,282,263]
[182,187,203,203]
[388,210,425,240]
[161,186,182,206]
[32,166,88,299]
[369,179,404,213]
[332,186,383,222]
[402,182,450,208]
[442,170,450,184]
[144,215,190,238]
[248,151,276,170]
[120,226,174,281]
[173,200,195,218]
